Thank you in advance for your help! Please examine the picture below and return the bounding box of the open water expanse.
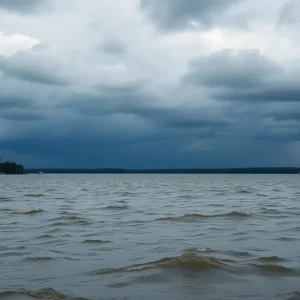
[0,174,299,300]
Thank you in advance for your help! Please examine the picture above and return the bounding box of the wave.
[0,197,11,201]
[82,239,111,244]
[24,194,45,197]
[193,247,217,253]
[0,208,14,213]
[257,256,287,262]
[25,256,54,261]
[118,200,128,203]
[37,234,53,239]
[17,209,43,214]
[90,248,231,275]
[194,247,253,258]
[276,237,298,242]
[90,247,300,278]
[157,211,250,221]
[227,250,253,257]
[118,192,137,197]
[0,288,88,299]
[104,205,130,210]
[283,291,300,300]
[236,189,252,194]
[251,263,298,274]
[260,207,280,213]
[52,219,90,226]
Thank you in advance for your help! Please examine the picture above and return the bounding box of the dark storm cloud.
[59,85,232,133]
[162,119,231,129]
[182,49,281,89]
[140,0,240,30]
[253,130,300,142]
[218,87,300,103]
[0,109,47,121]
[263,104,300,122]
[181,48,300,103]
[271,112,300,122]
[0,52,68,86]
[0,0,48,13]
[0,94,35,109]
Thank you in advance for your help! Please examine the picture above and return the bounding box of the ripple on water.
[82,239,112,244]
[17,209,43,215]
[51,220,90,226]
[250,263,298,275]
[0,197,11,201]
[24,194,45,198]
[0,288,88,299]
[37,234,53,239]
[256,256,289,262]
[104,205,130,210]
[283,291,300,300]
[275,237,298,242]
[24,257,54,262]
[156,211,250,222]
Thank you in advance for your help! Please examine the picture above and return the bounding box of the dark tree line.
[25,167,300,174]
[0,159,24,174]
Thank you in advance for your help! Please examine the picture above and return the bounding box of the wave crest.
[18,209,43,214]
[104,205,130,210]
[52,219,90,226]
[82,240,111,244]
[251,263,297,274]
[91,248,230,275]
[0,288,88,299]
[24,194,45,197]
[25,256,54,261]
[157,211,250,221]
[257,256,287,262]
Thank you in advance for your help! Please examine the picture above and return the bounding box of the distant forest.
[25,167,300,174]
[0,160,24,174]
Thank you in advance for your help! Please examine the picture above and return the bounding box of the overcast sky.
[0,0,300,168]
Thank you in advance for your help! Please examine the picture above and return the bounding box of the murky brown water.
[0,174,299,300]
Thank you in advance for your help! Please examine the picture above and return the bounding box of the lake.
[0,174,299,300]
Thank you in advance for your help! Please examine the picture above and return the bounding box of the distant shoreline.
[24,167,300,174]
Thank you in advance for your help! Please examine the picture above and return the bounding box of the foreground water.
[0,174,299,300]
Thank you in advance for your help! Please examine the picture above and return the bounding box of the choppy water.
[0,174,300,300]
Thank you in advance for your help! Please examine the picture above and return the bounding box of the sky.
[0,0,300,169]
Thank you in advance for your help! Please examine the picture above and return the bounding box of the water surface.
[0,174,299,300]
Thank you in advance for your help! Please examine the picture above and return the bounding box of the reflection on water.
[0,174,299,300]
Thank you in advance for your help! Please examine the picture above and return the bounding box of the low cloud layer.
[0,0,299,168]
[140,0,241,30]
[0,0,48,13]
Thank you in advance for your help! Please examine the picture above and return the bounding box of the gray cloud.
[0,51,68,86]
[140,0,241,30]
[181,49,300,104]
[219,87,300,103]
[182,49,281,88]
[162,119,232,129]
[263,103,300,122]
[58,84,232,133]
[0,108,48,121]
[278,0,300,26]
[272,112,300,122]
[97,39,126,54]
[0,0,48,13]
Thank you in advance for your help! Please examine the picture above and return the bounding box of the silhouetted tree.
[0,160,25,174]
